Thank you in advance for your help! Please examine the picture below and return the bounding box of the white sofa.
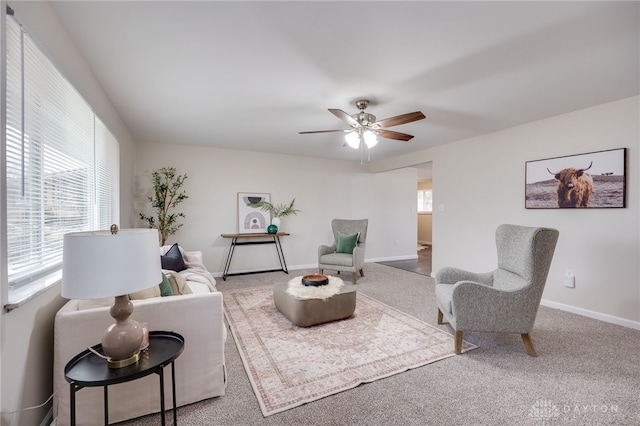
[52,248,226,425]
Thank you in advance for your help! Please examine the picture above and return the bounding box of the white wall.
[0,2,136,424]
[371,96,640,327]
[134,142,418,276]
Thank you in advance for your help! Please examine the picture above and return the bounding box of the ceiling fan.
[299,99,426,149]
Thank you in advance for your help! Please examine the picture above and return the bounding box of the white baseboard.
[211,259,418,278]
[540,299,640,330]
[288,263,319,271]
[210,263,323,278]
[367,255,419,262]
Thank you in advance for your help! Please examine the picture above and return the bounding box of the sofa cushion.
[159,273,173,296]
[336,232,359,254]
[161,243,187,272]
[165,270,193,295]
[319,252,354,267]
[130,285,162,300]
[77,297,113,310]
[130,272,172,300]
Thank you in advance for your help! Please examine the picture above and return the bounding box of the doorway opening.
[377,161,433,276]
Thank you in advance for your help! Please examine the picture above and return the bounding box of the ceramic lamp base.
[102,295,144,368]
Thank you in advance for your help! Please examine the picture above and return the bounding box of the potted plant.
[251,198,300,229]
[139,167,188,246]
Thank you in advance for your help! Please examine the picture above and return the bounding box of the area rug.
[223,286,477,416]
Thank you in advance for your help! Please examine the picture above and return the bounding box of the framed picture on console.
[525,148,626,209]
[237,192,270,233]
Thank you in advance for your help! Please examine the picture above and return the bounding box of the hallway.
[376,245,432,276]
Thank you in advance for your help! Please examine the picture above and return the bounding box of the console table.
[64,331,184,426]
[221,232,289,280]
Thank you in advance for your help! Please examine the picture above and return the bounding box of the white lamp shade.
[363,130,378,148]
[344,131,360,149]
[62,228,162,299]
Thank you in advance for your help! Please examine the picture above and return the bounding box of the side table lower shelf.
[64,331,185,425]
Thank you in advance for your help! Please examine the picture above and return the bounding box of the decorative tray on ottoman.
[301,274,329,287]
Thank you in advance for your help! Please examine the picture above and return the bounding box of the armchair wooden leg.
[359,269,364,277]
[352,273,357,284]
[521,333,538,357]
[437,308,444,325]
[319,269,323,275]
[455,331,463,355]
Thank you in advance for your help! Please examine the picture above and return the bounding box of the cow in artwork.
[547,161,593,208]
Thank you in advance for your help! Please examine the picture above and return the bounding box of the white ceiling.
[49,1,639,166]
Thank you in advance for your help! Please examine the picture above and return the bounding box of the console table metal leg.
[222,237,238,280]
[275,236,288,274]
[171,361,178,425]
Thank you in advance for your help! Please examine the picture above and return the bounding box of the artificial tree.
[139,167,188,246]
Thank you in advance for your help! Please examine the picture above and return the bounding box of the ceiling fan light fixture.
[300,98,426,157]
[345,131,360,149]
[363,130,378,148]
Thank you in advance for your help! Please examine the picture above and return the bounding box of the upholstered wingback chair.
[435,224,559,356]
[318,219,368,284]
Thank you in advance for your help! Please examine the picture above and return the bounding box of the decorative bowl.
[301,274,329,287]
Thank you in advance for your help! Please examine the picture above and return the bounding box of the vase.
[271,217,281,229]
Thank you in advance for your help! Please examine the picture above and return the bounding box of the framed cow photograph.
[525,148,626,209]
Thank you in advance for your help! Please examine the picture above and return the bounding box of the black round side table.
[64,331,184,426]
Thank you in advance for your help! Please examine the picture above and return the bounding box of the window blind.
[95,117,120,230]
[5,15,119,289]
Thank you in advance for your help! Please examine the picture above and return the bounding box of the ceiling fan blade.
[328,109,359,127]
[375,111,426,128]
[376,129,414,141]
[299,129,349,134]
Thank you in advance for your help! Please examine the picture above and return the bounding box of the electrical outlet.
[393,239,398,247]
[563,269,575,288]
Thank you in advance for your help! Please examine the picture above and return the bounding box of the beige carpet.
[223,285,477,417]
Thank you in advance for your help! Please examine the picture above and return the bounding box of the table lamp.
[62,226,161,368]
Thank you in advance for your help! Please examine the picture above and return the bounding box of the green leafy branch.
[139,167,188,246]
[251,198,300,218]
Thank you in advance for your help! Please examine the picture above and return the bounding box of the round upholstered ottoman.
[273,277,356,327]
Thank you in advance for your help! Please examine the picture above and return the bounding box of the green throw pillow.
[159,272,173,296]
[336,232,359,254]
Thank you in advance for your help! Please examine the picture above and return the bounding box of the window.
[4,13,119,301]
[417,189,432,213]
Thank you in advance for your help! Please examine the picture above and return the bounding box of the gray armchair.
[435,224,559,356]
[319,219,368,284]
